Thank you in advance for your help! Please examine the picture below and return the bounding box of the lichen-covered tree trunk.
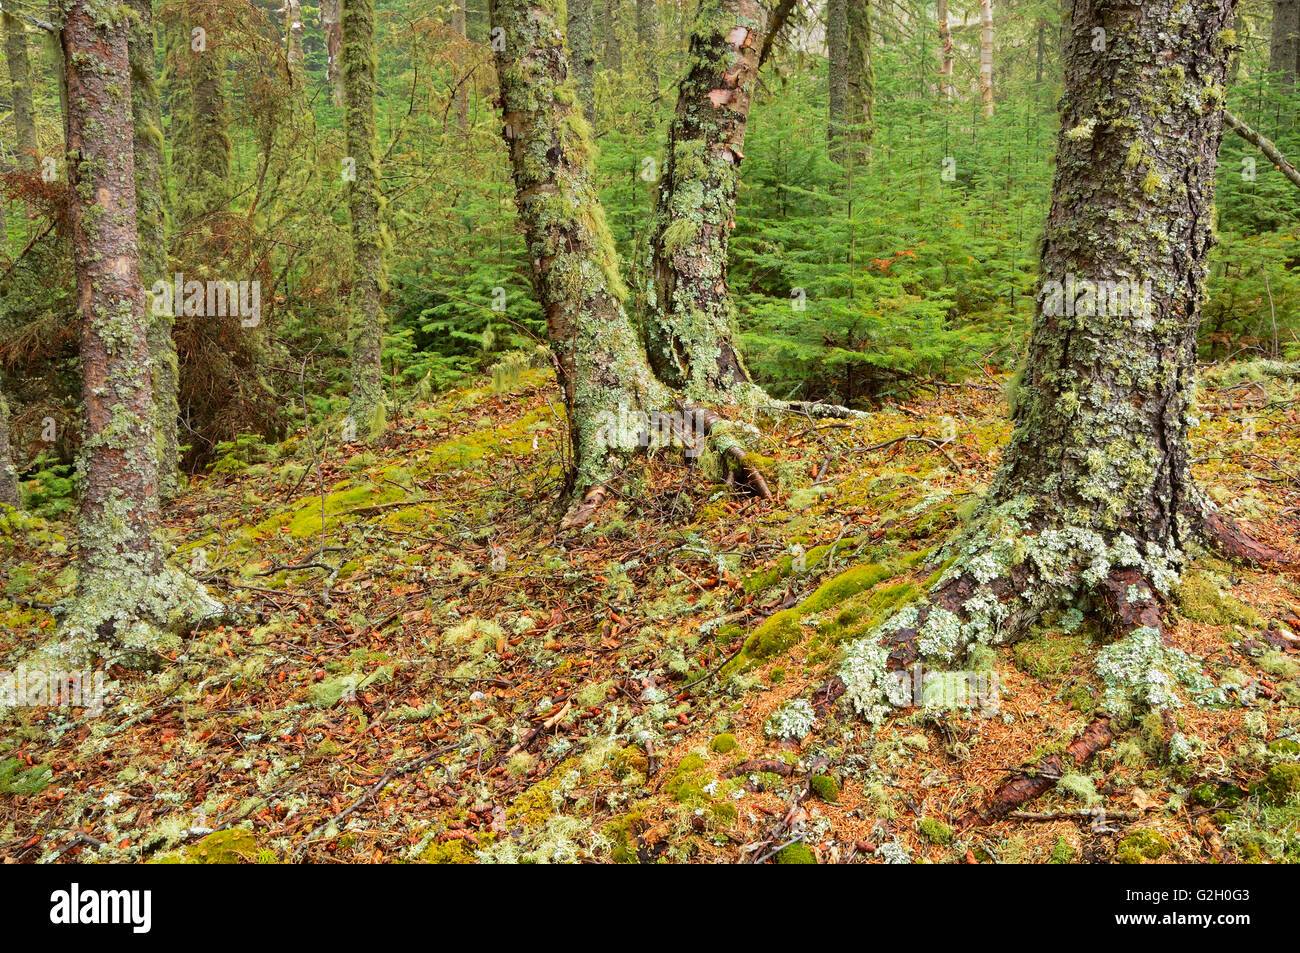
[829,0,1253,725]
[642,0,772,403]
[567,0,596,122]
[636,0,660,89]
[0,388,18,507]
[342,0,387,440]
[489,0,668,499]
[4,12,38,168]
[1272,0,1299,85]
[60,0,217,662]
[846,0,875,155]
[128,0,179,502]
[169,10,231,228]
[602,0,622,72]
[826,0,848,158]
[323,0,344,106]
[284,0,305,79]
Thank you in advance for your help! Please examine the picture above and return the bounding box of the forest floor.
[2,360,1300,864]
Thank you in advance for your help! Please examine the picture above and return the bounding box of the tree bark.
[283,0,305,81]
[488,0,668,499]
[0,388,18,507]
[60,0,217,660]
[1225,109,1300,190]
[827,0,848,158]
[603,0,623,72]
[170,10,231,228]
[4,12,38,167]
[128,0,179,503]
[342,0,387,440]
[323,0,344,106]
[642,0,775,403]
[978,0,993,117]
[567,0,597,122]
[937,0,954,100]
[636,0,660,89]
[452,0,469,130]
[846,0,875,154]
[1271,0,1298,86]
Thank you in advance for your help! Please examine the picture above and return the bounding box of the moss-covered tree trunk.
[323,0,344,106]
[60,0,217,661]
[826,0,848,158]
[846,0,874,156]
[342,0,387,440]
[170,10,231,229]
[489,0,668,504]
[566,0,596,122]
[128,0,179,502]
[830,0,1261,721]
[642,0,772,403]
[284,0,305,80]
[4,12,38,168]
[602,0,622,72]
[636,0,659,90]
[0,388,18,507]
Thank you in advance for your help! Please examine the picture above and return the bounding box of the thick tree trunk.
[342,0,387,440]
[1272,0,1299,86]
[937,0,954,100]
[833,0,1250,725]
[567,0,597,122]
[323,0,344,106]
[846,0,875,154]
[642,0,772,403]
[978,0,993,117]
[60,0,217,661]
[488,0,668,499]
[827,0,848,158]
[128,0,179,503]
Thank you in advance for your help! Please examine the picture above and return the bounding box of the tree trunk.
[283,0,305,81]
[978,0,993,117]
[4,12,38,167]
[846,0,875,155]
[643,0,772,402]
[342,0,387,440]
[567,0,597,122]
[452,0,469,130]
[1272,0,1299,86]
[170,11,231,228]
[128,0,179,502]
[827,0,848,159]
[0,388,18,507]
[937,0,954,100]
[835,0,1254,720]
[603,0,623,72]
[323,0,344,106]
[636,0,659,90]
[488,0,668,499]
[60,0,217,660]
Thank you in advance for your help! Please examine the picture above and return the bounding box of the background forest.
[3,0,1298,493]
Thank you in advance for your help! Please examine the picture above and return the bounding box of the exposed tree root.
[686,404,773,500]
[954,716,1115,831]
[1200,509,1297,571]
[560,482,611,530]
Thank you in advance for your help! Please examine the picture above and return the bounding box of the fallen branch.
[1224,109,1300,191]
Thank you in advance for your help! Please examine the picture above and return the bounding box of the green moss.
[736,609,803,663]
[709,733,737,754]
[1115,830,1170,864]
[917,817,953,845]
[1048,836,1075,864]
[1253,764,1300,806]
[153,829,257,864]
[1012,629,1087,680]
[800,562,899,614]
[419,839,476,864]
[774,842,816,864]
[809,774,840,803]
[1175,573,1264,628]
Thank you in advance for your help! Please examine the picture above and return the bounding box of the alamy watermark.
[150,273,262,327]
[889,664,1001,713]
[593,405,709,456]
[1041,272,1152,319]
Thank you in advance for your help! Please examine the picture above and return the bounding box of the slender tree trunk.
[567,0,597,122]
[171,12,231,229]
[846,0,875,155]
[342,0,387,440]
[978,0,994,117]
[128,0,179,502]
[827,0,848,159]
[452,0,469,130]
[283,0,305,81]
[636,0,659,90]
[323,0,344,106]
[643,0,773,402]
[603,0,623,72]
[4,13,38,166]
[488,0,668,500]
[61,0,217,660]
[937,0,954,100]
[1272,0,1299,86]
[0,388,18,507]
